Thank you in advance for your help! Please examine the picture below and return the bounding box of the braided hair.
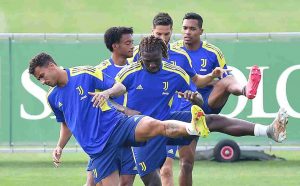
[138,35,168,59]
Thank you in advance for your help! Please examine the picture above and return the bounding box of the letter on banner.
[20,69,52,120]
[277,65,300,118]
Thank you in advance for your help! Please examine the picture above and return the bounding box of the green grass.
[1,151,300,186]
[0,0,299,33]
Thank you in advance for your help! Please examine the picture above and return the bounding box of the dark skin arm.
[109,99,141,116]
[178,90,204,107]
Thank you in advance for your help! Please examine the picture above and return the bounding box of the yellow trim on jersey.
[123,92,128,107]
[70,66,103,81]
[169,43,193,68]
[127,45,139,64]
[94,89,111,111]
[168,96,174,108]
[95,59,111,71]
[162,61,190,85]
[115,62,143,83]
[99,102,111,111]
[202,41,226,68]
[171,40,184,48]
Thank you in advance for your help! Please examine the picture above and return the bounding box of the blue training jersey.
[129,44,196,77]
[128,44,197,112]
[47,66,125,156]
[96,58,128,105]
[115,61,191,120]
[173,40,229,98]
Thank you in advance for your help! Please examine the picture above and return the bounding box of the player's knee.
[120,176,134,186]
[180,159,194,173]
[141,171,161,186]
[137,116,164,139]
[160,166,173,178]
[85,182,96,186]
[86,171,96,186]
[216,77,231,89]
[179,153,195,173]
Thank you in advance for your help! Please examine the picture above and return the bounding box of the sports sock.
[186,123,198,135]
[254,124,268,136]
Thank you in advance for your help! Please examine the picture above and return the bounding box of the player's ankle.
[186,123,198,135]
[254,124,268,136]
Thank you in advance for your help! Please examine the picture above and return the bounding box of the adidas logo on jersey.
[134,117,139,122]
[168,149,174,154]
[136,84,143,90]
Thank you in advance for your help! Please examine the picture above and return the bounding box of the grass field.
[0,0,299,33]
[1,151,300,186]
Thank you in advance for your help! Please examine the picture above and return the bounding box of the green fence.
[0,33,299,146]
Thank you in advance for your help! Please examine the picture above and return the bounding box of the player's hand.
[211,67,231,78]
[178,90,204,106]
[88,91,109,108]
[178,90,198,101]
[124,108,141,116]
[52,146,62,168]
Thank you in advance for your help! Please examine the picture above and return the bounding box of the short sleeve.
[47,94,65,123]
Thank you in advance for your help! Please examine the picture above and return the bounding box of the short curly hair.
[29,52,56,75]
[104,27,133,52]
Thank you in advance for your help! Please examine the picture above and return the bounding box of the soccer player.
[129,12,255,186]
[114,35,222,185]
[172,12,262,185]
[85,26,139,186]
[29,52,207,186]
[139,12,262,186]
[94,35,287,185]
[148,13,200,186]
